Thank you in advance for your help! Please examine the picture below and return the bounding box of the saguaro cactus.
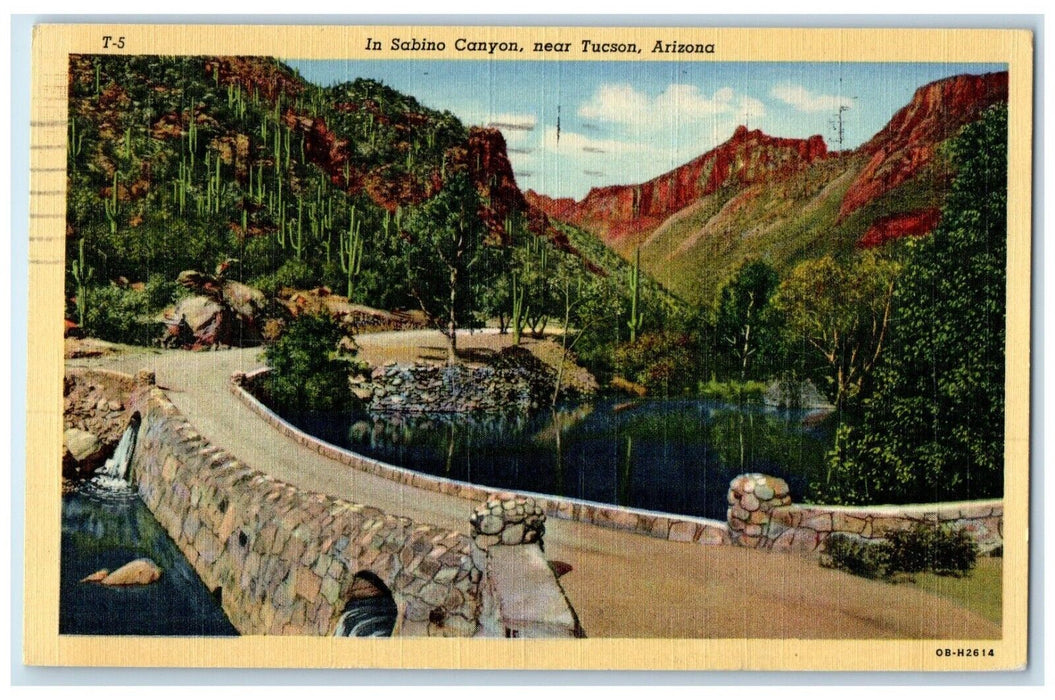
[627,246,644,343]
[71,238,93,327]
[103,172,119,235]
[339,205,364,300]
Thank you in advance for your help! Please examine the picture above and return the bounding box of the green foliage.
[399,173,497,360]
[262,313,356,413]
[614,332,696,396]
[821,525,978,580]
[82,283,166,346]
[885,524,979,577]
[820,533,891,580]
[696,379,767,403]
[775,251,901,411]
[815,104,1008,505]
[714,259,784,382]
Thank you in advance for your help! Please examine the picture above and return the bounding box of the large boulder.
[162,278,269,350]
[63,427,106,477]
[99,559,161,586]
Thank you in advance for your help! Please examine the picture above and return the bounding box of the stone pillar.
[470,493,546,549]
[727,473,791,548]
[470,494,580,638]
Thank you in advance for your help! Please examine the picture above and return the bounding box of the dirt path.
[67,343,1001,639]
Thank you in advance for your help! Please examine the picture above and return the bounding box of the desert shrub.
[82,283,165,346]
[820,534,890,580]
[261,312,357,414]
[613,332,697,396]
[885,523,979,577]
[821,524,979,580]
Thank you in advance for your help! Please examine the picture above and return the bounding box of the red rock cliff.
[840,71,1008,218]
[532,126,829,243]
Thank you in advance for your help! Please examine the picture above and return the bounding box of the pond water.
[280,399,834,522]
[60,477,238,636]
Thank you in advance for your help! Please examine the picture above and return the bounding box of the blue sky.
[286,59,1005,200]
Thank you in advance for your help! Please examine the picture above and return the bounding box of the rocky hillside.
[65,55,591,323]
[528,71,1008,304]
[528,126,829,245]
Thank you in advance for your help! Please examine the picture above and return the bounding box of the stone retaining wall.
[126,380,483,637]
[364,361,551,414]
[727,472,1003,555]
[233,368,731,548]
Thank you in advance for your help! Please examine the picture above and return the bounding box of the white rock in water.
[64,428,103,463]
[100,558,161,586]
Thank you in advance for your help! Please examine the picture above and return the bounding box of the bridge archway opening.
[334,571,398,637]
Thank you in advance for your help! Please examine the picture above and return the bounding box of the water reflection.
[283,399,832,521]
[61,483,238,636]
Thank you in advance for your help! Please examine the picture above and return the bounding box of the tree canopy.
[813,104,1008,505]
[399,172,498,362]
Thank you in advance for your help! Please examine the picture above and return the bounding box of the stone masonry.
[469,493,581,638]
[126,377,482,637]
[469,493,546,548]
[727,472,1004,555]
[726,473,792,547]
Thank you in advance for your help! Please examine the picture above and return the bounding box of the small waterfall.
[334,595,397,637]
[91,417,139,491]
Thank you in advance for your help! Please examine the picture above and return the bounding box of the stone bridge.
[70,368,579,637]
[62,347,1004,640]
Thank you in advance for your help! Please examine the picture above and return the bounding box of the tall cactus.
[71,238,93,328]
[339,205,364,300]
[103,172,119,234]
[627,246,644,343]
[67,119,83,160]
[291,197,304,259]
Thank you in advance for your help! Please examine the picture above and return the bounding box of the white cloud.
[542,126,648,155]
[577,83,765,130]
[770,84,854,113]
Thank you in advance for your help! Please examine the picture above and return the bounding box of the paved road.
[68,344,1002,639]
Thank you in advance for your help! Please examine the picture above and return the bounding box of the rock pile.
[63,371,135,478]
[470,494,546,549]
[726,473,791,547]
[369,361,549,415]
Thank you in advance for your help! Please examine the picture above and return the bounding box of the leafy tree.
[774,251,901,412]
[714,259,783,382]
[399,173,497,362]
[262,313,356,413]
[813,104,1007,504]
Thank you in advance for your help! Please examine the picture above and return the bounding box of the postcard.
[23,23,1032,671]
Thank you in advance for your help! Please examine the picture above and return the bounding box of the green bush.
[886,523,979,577]
[82,283,166,345]
[261,312,357,414]
[613,332,697,396]
[820,534,890,580]
[821,524,979,580]
[697,379,767,403]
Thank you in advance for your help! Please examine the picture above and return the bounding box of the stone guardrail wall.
[233,368,732,548]
[728,473,1004,554]
[123,375,483,637]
